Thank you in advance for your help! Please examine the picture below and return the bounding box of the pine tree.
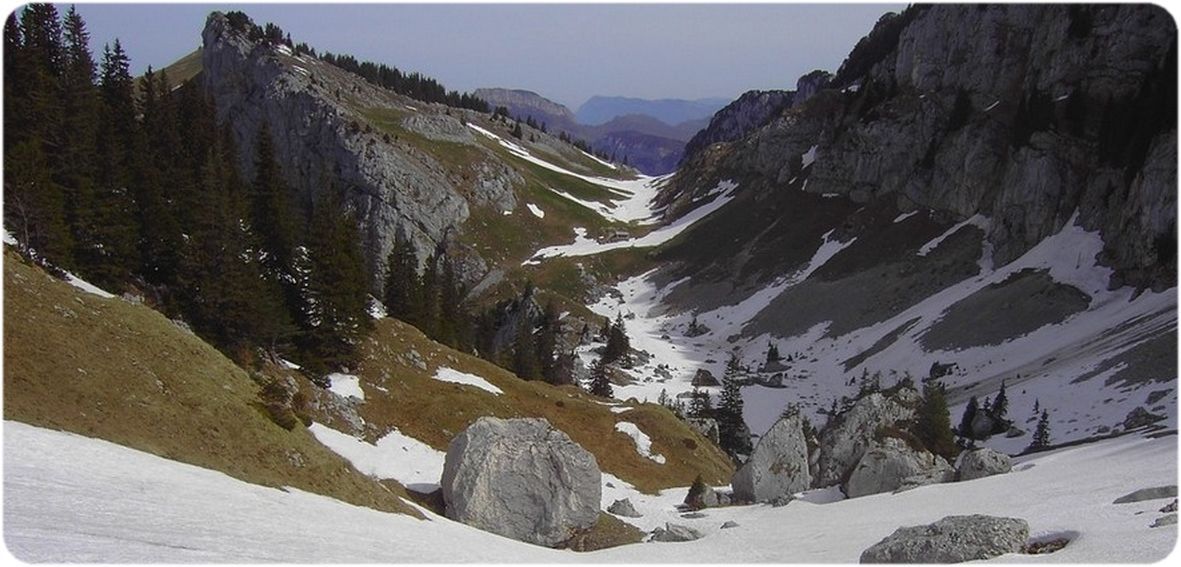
[250,121,301,310]
[382,232,421,323]
[57,6,100,267]
[958,395,979,439]
[688,388,713,418]
[602,312,630,364]
[766,343,781,364]
[511,311,540,381]
[991,380,1009,420]
[914,379,957,460]
[1029,410,1052,451]
[716,357,751,459]
[588,357,613,398]
[299,183,372,372]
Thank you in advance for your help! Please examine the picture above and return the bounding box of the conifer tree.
[536,301,560,383]
[602,313,630,364]
[250,122,301,305]
[438,255,464,347]
[958,395,979,439]
[512,311,540,380]
[383,232,421,323]
[991,380,1009,420]
[417,252,441,336]
[300,183,372,371]
[588,357,613,398]
[57,5,100,265]
[688,388,713,418]
[716,356,751,459]
[914,378,957,460]
[1029,409,1052,451]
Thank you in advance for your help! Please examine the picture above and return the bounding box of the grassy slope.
[324,317,734,493]
[2,250,420,518]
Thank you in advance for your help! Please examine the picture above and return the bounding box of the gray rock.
[685,483,720,510]
[844,437,953,498]
[607,498,641,518]
[955,448,1013,482]
[1161,499,1177,513]
[731,414,811,503]
[686,418,720,445]
[1151,514,1177,528]
[441,417,601,547]
[1122,406,1166,430]
[691,369,720,387]
[1113,486,1178,504]
[859,515,1029,563]
[812,389,921,488]
[721,520,740,529]
[651,523,704,543]
[680,512,707,519]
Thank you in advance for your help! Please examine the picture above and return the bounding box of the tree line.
[4,4,371,377]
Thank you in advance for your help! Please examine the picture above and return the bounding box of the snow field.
[432,366,503,395]
[325,373,364,400]
[5,421,1174,562]
[307,423,445,491]
[614,421,666,464]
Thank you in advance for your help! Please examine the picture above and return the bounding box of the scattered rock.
[859,515,1029,563]
[1113,486,1178,504]
[955,448,1013,481]
[721,520,740,529]
[441,417,601,547]
[1122,407,1166,430]
[844,437,952,498]
[1022,537,1070,555]
[680,512,707,519]
[770,494,794,507]
[687,418,720,445]
[692,369,719,387]
[732,414,811,503]
[607,498,641,518]
[1151,514,1177,528]
[1160,499,1177,513]
[650,523,704,543]
[1146,389,1171,405]
[812,389,920,488]
[685,482,720,510]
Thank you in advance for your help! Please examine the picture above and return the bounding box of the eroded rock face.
[441,417,601,547]
[843,437,952,498]
[731,414,811,503]
[859,515,1029,563]
[201,12,488,286]
[811,389,921,488]
[955,447,1013,481]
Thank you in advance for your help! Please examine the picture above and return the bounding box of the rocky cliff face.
[202,12,484,285]
[670,4,1176,291]
[473,87,579,129]
[680,89,794,164]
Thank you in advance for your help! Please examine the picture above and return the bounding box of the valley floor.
[4,420,1176,562]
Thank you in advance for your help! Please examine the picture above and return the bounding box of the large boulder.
[441,417,601,547]
[607,498,642,518]
[843,437,953,498]
[651,523,704,542]
[859,515,1029,563]
[731,414,811,503]
[812,389,921,488]
[955,448,1013,481]
[1122,406,1166,430]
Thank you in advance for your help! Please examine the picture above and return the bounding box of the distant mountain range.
[473,90,728,174]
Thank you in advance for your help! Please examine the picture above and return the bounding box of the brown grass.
[2,250,419,517]
[350,318,734,493]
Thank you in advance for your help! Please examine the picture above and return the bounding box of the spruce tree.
[511,311,541,380]
[688,388,713,418]
[914,379,957,460]
[58,6,101,269]
[382,232,421,323]
[250,122,301,303]
[588,357,613,398]
[418,252,441,336]
[438,255,464,347]
[958,395,979,439]
[991,380,1009,420]
[536,301,560,384]
[1029,409,1052,451]
[717,357,751,459]
[300,183,372,371]
[602,313,630,364]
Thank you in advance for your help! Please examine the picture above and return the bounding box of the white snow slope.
[4,420,1175,562]
[580,212,1176,454]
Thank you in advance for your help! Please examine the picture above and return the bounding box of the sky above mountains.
[73,3,903,108]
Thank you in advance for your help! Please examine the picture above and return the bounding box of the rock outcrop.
[650,523,704,543]
[955,448,1013,482]
[607,498,641,518]
[859,515,1029,563]
[441,417,601,547]
[731,414,811,502]
[1113,485,1178,504]
[667,4,1176,291]
[681,89,794,163]
[843,437,952,498]
[811,389,921,488]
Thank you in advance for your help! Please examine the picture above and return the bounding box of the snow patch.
[308,423,445,490]
[526,203,545,218]
[613,422,665,464]
[801,145,818,168]
[984,99,1000,112]
[326,373,364,400]
[892,210,919,224]
[432,367,503,395]
[65,273,117,299]
[918,214,989,256]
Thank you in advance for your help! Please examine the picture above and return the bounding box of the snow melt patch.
[526,203,545,218]
[326,373,364,400]
[308,423,445,490]
[801,145,818,168]
[432,367,503,395]
[918,214,989,256]
[984,99,1001,112]
[65,273,116,299]
[529,180,739,262]
[892,210,919,224]
[613,422,665,464]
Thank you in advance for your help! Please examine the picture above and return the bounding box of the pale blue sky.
[67,3,903,109]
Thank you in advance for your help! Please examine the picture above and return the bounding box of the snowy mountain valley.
[3,3,1177,563]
